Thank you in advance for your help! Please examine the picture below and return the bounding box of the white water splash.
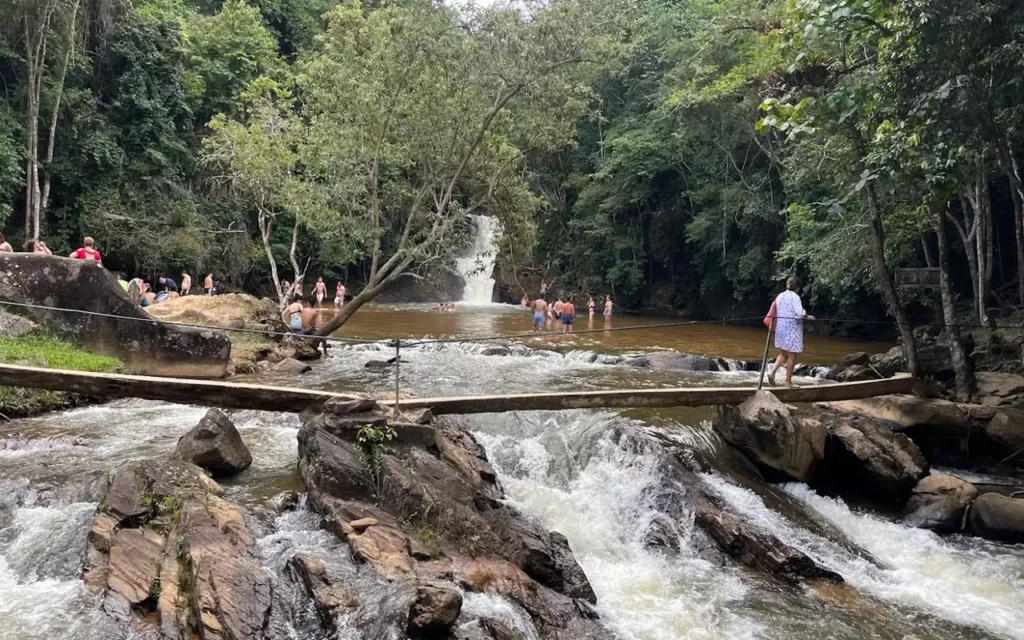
[705,475,1024,639]
[472,413,761,640]
[457,215,501,305]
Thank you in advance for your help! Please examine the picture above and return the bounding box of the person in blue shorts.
[561,298,575,333]
[532,297,548,331]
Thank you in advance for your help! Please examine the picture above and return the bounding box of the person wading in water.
[561,297,575,333]
[767,276,816,388]
[314,277,327,307]
[532,297,548,331]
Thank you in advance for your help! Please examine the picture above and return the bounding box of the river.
[1,304,1022,640]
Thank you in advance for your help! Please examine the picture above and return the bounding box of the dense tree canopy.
[1,0,1023,350]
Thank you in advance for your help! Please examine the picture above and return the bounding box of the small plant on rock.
[356,424,396,502]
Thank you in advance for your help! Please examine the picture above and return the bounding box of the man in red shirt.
[70,237,102,264]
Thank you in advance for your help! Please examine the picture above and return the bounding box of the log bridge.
[0,363,918,415]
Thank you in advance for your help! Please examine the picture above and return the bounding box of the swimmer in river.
[553,297,564,321]
[532,297,548,331]
[603,295,613,319]
[588,296,595,320]
[561,297,575,333]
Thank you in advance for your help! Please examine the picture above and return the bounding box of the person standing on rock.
[767,276,816,388]
[69,237,101,262]
[180,272,191,296]
[283,296,304,332]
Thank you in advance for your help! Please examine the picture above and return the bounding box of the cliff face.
[0,254,230,378]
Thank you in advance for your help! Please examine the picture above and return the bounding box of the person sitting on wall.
[25,239,52,255]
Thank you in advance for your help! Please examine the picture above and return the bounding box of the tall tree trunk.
[39,0,79,221]
[935,204,975,401]
[258,209,284,309]
[950,192,980,322]
[961,169,993,328]
[848,126,920,376]
[998,142,1024,304]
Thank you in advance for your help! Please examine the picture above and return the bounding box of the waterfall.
[457,215,501,304]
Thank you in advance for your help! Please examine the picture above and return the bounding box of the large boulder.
[84,460,271,638]
[975,372,1024,408]
[297,411,612,639]
[0,310,37,337]
[968,493,1024,543]
[0,254,229,377]
[819,410,929,505]
[821,395,972,464]
[902,474,977,532]
[712,391,826,482]
[175,409,252,476]
[979,406,1024,461]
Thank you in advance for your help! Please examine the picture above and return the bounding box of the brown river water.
[1,304,1022,640]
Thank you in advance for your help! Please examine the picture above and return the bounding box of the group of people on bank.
[280,277,346,310]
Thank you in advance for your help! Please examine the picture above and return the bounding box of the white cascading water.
[457,215,501,305]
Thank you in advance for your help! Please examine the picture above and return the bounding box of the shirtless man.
[300,299,319,334]
[532,297,548,331]
[335,282,346,308]
[0,234,12,252]
[314,277,327,307]
[553,297,564,320]
[561,298,575,333]
[180,272,191,296]
[204,273,214,295]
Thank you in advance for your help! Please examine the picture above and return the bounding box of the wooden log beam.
[0,363,916,415]
[0,363,365,413]
[379,375,918,415]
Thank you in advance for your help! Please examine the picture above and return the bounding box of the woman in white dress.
[768,276,815,388]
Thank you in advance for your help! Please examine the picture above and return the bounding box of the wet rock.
[280,334,321,361]
[641,515,679,552]
[902,474,977,532]
[272,357,312,374]
[0,254,229,377]
[298,411,611,639]
[286,554,358,632]
[835,364,876,383]
[621,354,651,368]
[84,460,271,639]
[481,345,510,357]
[0,311,37,337]
[175,408,253,476]
[270,490,301,513]
[323,396,378,415]
[647,352,719,372]
[695,506,843,585]
[968,493,1024,543]
[712,391,826,483]
[827,352,870,380]
[408,586,463,635]
[102,467,148,523]
[821,411,929,505]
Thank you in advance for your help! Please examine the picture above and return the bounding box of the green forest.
[1,0,1023,379]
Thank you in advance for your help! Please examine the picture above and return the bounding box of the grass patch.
[0,333,121,417]
[228,332,275,373]
[0,334,122,372]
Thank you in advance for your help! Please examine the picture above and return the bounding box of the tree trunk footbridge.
[0,363,917,414]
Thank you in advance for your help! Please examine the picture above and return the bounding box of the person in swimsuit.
[300,299,319,335]
[603,295,613,325]
[588,296,595,320]
[561,298,575,333]
[553,297,564,320]
[532,298,548,331]
[521,295,529,308]
[335,282,346,308]
[283,296,303,332]
[540,280,548,296]
[180,272,191,296]
[204,273,214,295]
[314,277,327,307]
[69,237,99,262]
